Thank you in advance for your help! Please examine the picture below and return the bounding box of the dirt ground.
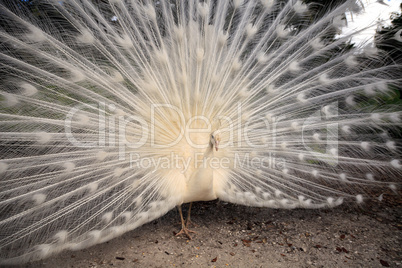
[19,195,402,268]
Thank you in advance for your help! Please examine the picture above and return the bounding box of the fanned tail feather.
[0,0,401,264]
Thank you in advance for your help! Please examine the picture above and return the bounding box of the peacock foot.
[186,219,199,228]
[175,226,196,240]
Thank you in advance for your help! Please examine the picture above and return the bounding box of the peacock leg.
[175,204,196,239]
[185,202,199,228]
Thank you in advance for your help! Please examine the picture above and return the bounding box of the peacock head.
[210,131,221,151]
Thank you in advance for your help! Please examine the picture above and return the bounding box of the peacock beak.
[215,141,219,151]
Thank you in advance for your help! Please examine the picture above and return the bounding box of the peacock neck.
[182,142,217,203]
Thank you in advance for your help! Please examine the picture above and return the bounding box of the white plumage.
[0,0,401,264]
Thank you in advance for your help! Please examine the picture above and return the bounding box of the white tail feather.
[0,0,401,264]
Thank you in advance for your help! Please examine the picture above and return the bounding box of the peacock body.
[0,0,401,264]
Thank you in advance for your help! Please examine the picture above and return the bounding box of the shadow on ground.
[24,194,402,268]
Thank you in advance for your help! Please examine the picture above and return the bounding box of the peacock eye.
[211,135,214,139]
